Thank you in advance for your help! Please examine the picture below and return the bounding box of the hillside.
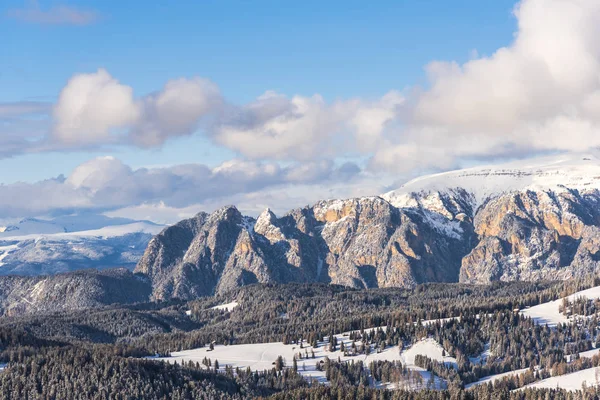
[0,268,151,316]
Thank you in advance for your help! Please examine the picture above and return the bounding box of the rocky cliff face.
[459,189,600,283]
[136,153,600,300]
[384,154,600,286]
[135,197,474,300]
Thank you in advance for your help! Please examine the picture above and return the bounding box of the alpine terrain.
[136,153,600,300]
[0,215,163,275]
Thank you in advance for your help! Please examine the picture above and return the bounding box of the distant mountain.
[0,215,164,275]
[136,153,600,300]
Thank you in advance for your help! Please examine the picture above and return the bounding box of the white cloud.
[66,156,132,192]
[130,77,221,147]
[52,69,139,146]
[51,70,221,148]
[0,156,363,220]
[372,0,600,172]
[8,0,600,183]
[213,90,403,160]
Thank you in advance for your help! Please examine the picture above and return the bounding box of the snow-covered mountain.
[136,153,600,300]
[382,153,600,284]
[0,215,164,276]
[383,152,600,211]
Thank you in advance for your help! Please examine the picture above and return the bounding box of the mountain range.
[2,153,600,313]
[136,153,600,300]
[0,215,163,276]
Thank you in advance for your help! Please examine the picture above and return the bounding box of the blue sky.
[1,0,516,182]
[1,0,598,222]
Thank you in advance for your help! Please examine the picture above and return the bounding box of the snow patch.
[465,368,530,389]
[210,301,239,312]
[520,285,600,327]
[520,367,600,391]
[402,338,457,369]
[153,326,453,389]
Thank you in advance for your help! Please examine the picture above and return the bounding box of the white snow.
[0,244,18,267]
[383,153,600,211]
[210,301,239,312]
[520,367,600,391]
[420,209,464,240]
[401,338,457,368]
[0,221,163,241]
[153,327,455,389]
[239,216,256,233]
[577,348,600,359]
[465,368,530,389]
[520,285,600,327]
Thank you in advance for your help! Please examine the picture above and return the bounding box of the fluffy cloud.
[52,69,139,146]
[8,0,600,180]
[7,2,99,25]
[213,91,403,160]
[372,0,600,172]
[130,78,221,147]
[0,156,363,219]
[47,69,401,160]
[51,70,221,148]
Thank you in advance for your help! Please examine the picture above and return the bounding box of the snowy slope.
[465,368,530,389]
[520,367,600,391]
[383,152,600,211]
[210,301,239,312]
[0,215,162,239]
[0,221,163,241]
[520,285,600,327]
[401,338,456,368]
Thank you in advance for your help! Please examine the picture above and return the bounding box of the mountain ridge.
[135,153,600,300]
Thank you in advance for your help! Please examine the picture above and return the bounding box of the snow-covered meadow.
[154,317,456,389]
[154,284,600,392]
[520,367,600,392]
[520,285,600,327]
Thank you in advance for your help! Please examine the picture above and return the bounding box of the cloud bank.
[5,0,600,220]
[373,0,600,172]
[13,0,600,173]
[0,156,366,220]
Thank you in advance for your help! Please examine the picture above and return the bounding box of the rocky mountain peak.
[134,153,600,301]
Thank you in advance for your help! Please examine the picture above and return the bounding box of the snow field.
[520,285,600,327]
[520,367,600,391]
[155,324,457,388]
